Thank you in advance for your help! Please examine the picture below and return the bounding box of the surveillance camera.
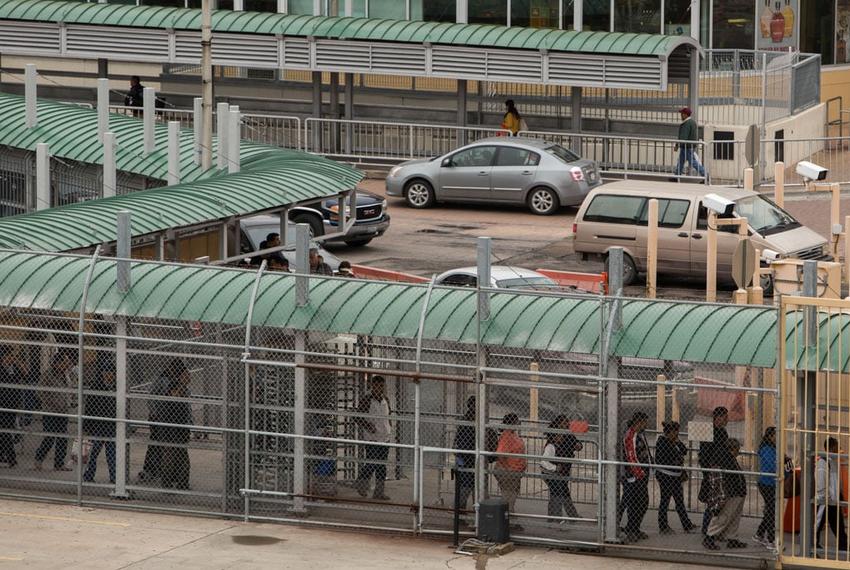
[703,193,735,217]
[796,161,828,182]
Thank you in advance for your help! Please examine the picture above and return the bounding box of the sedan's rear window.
[544,144,580,164]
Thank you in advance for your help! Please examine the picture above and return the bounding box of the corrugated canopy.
[0,250,787,369]
[0,0,697,58]
[0,94,362,252]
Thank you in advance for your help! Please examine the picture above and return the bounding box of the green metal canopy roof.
[0,93,362,252]
[0,0,698,58]
[0,250,786,369]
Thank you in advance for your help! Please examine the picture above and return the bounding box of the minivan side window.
[637,199,691,228]
[583,195,646,225]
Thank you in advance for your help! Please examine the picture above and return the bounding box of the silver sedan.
[385,137,602,215]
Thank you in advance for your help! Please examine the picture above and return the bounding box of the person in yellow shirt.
[501,99,522,136]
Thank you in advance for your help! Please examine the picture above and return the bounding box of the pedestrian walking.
[699,406,730,534]
[355,376,392,501]
[453,396,477,513]
[160,367,192,490]
[0,345,22,467]
[674,107,706,180]
[34,351,74,472]
[704,439,748,550]
[500,100,524,136]
[540,415,582,523]
[83,354,117,484]
[124,76,144,108]
[754,427,789,547]
[655,421,696,534]
[139,358,183,483]
[620,411,651,543]
[816,437,849,551]
[494,413,526,530]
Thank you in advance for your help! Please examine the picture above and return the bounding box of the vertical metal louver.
[66,25,169,62]
[174,30,201,63]
[548,54,606,86]
[315,40,371,71]
[282,38,310,69]
[0,22,59,55]
[371,43,426,73]
[486,49,542,82]
[212,33,277,68]
[431,46,487,78]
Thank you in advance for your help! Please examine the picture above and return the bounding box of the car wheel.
[527,187,559,215]
[404,179,435,209]
[605,252,638,287]
[291,213,324,238]
[344,238,372,247]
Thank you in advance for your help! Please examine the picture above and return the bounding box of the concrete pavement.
[0,499,721,569]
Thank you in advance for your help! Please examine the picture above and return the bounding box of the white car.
[435,266,559,290]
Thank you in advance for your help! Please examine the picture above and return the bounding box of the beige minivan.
[572,181,830,287]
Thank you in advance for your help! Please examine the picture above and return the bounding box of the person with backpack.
[699,406,730,534]
[704,438,748,550]
[500,100,526,136]
[540,415,583,523]
[620,411,652,543]
[655,421,696,534]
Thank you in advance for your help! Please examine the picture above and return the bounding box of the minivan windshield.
[544,144,580,164]
[735,195,800,236]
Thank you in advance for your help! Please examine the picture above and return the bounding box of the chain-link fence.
[0,251,794,566]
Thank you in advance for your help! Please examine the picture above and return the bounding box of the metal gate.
[780,295,850,568]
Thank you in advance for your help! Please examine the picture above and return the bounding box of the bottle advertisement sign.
[756,0,797,50]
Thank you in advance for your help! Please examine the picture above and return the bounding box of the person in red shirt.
[620,411,651,543]
[494,413,526,530]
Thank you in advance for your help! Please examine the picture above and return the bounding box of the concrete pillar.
[227,105,240,174]
[25,64,37,129]
[143,87,156,154]
[689,48,700,123]
[295,223,310,306]
[193,97,203,166]
[102,131,116,199]
[35,143,49,210]
[97,78,109,143]
[167,121,181,186]
[456,0,468,23]
[97,58,108,79]
[571,86,582,132]
[216,101,229,169]
[312,72,322,152]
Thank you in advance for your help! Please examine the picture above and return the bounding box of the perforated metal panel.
[0,22,59,55]
[66,25,169,62]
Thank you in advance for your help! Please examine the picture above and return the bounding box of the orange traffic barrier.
[351,264,429,284]
[535,269,608,294]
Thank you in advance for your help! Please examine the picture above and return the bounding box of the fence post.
[143,87,156,155]
[293,329,306,514]
[646,199,658,298]
[603,246,623,543]
[774,161,785,208]
[228,105,241,174]
[800,260,818,556]
[35,143,50,210]
[25,63,37,129]
[97,78,109,143]
[217,102,229,170]
[193,97,202,166]
[295,223,310,307]
[113,212,131,499]
[760,53,768,134]
[413,276,436,532]
[167,121,181,186]
[477,237,491,321]
[103,132,116,199]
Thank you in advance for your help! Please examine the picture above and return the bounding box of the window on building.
[802,0,836,64]
[712,0,755,49]
[664,0,691,35]
[245,0,276,10]
[369,0,406,18]
[469,0,507,26]
[511,0,559,28]
[712,130,735,161]
[614,0,660,34]
[583,0,610,31]
[217,0,234,8]
[288,0,315,14]
[418,0,455,21]
[562,0,574,29]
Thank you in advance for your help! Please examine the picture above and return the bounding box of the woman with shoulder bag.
[655,421,696,534]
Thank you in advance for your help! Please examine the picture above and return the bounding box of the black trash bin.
[477,498,510,543]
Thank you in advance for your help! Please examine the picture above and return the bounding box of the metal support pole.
[201,0,213,171]
[603,246,623,543]
[143,88,155,155]
[97,78,109,143]
[774,161,785,208]
[25,64,37,129]
[689,48,700,122]
[216,101,229,170]
[344,72,354,155]
[76,245,101,505]
[117,211,132,291]
[102,131,116,199]
[228,105,240,174]
[97,58,108,79]
[113,315,129,499]
[706,211,718,302]
[760,52,768,134]
[800,260,817,556]
[295,223,310,307]
[312,71,322,152]
[571,86,582,132]
[167,121,181,186]
[279,208,289,247]
[477,237,491,321]
[293,330,306,513]
[457,80,468,146]
[35,143,49,210]
[193,97,203,167]
[646,198,658,299]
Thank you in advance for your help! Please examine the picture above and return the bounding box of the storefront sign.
[756,0,797,50]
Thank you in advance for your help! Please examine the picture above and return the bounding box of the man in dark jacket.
[453,396,476,513]
[699,406,729,534]
[34,351,74,472]
[83,354,117,484]
[124,76,144,108]
[0,345,22,467]
[674,107,706,179]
